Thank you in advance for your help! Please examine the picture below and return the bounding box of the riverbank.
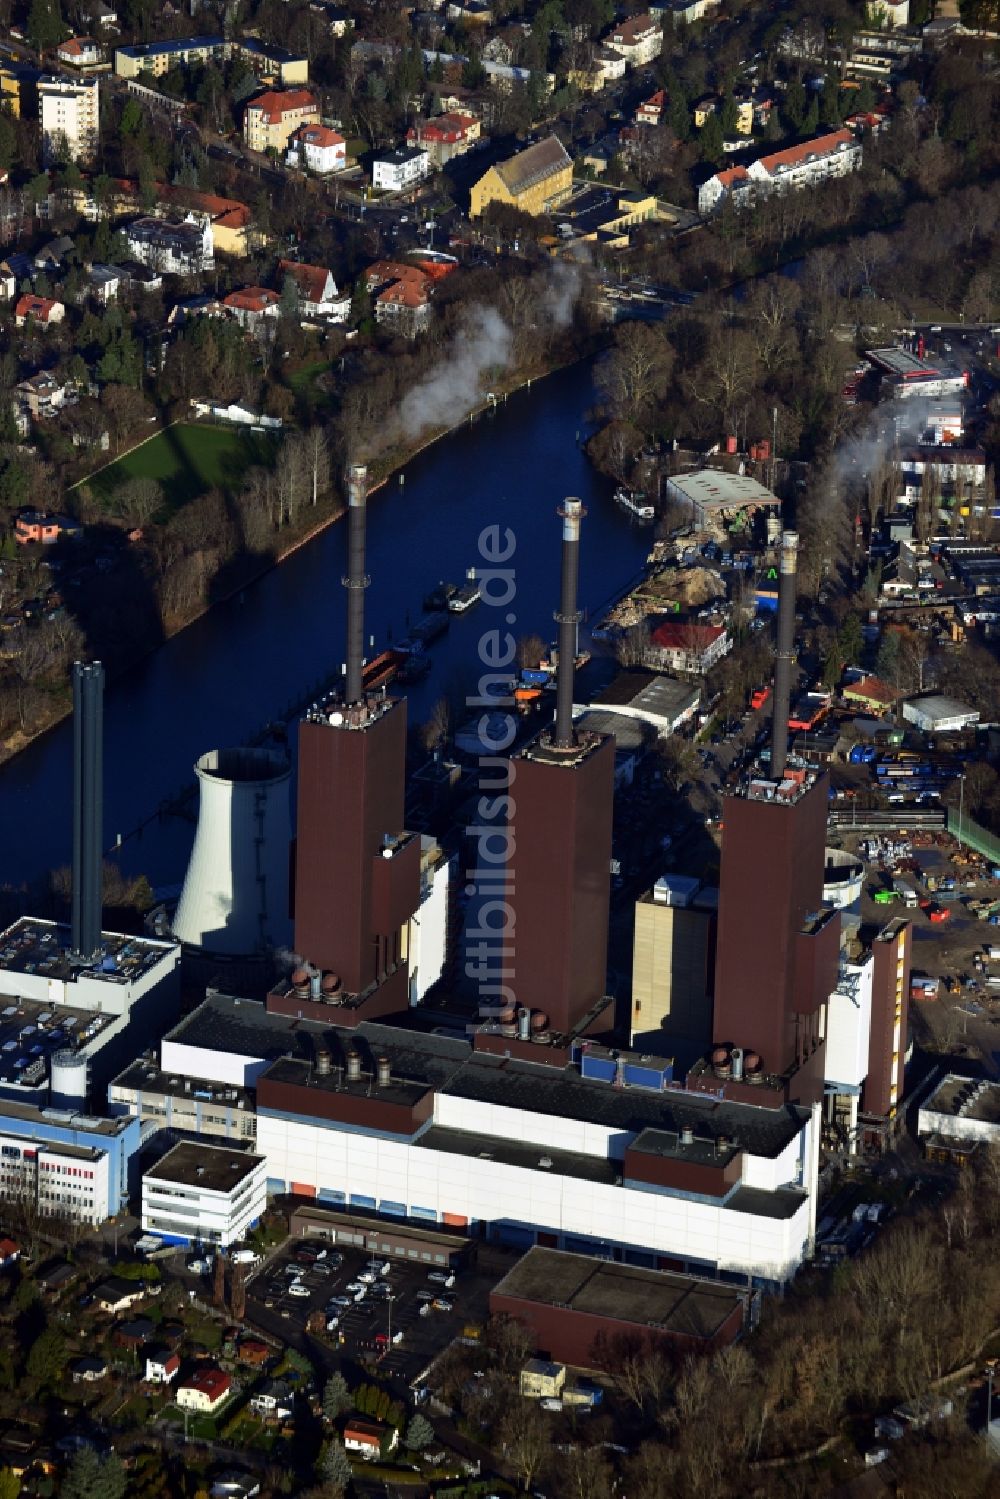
[0,341,605,770]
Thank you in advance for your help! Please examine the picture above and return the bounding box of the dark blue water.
[0,359,649,888]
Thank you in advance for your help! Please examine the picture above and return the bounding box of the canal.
[0,358,650,889]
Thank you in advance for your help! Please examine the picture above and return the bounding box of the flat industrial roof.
[0,918,174,986]
[145,1141,263,1192]
[492,1247,746,1339]
[0,993,111,1092]
[171,995,809,1158]
[592,672,700,721]
[112,1057,255,1112]
[416,1126,620,1185]
[666,469,779,511]
[924,1074,1000,1126]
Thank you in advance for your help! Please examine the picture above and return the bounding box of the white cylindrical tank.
[173,747,291,956]
[50,1049,88,1110]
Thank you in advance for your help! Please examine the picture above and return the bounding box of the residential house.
[91,0,118,27]
[698,129,862,215]
[15,294,65,327]
[71,1356,108,1383]
[657,0,715,21]
[14,512,80,548]
[592,45,627,83]
[470,133,573,218]
[0,270,14,300]
[34,235,75,270]
[57,37,102,68]
[372,145,431,192]
[286,123,346,175]
[843,675,897,714]
[482,36,513,65]
[310,3,352,38]
[375,276,431,337]
[603,13,662,67]
[277,259,350,320]
[447,0,492,19]
[646,619,731,674]
[87,263,120,303]
[693,95,753,134]
[635,89,665,126]
[114,36,227,78]
[114,1317,157,1350]
[38,75,99,164]
[248,1379,293,1419]
[233,38,309,86]
[93,1277,146,1314]
[158,187,256,257]
[243,89,319,153]
[406,112,480,167]
[0,66,21,118]
[223,286,281,328]
[210,1475,261,1499]
[144,1350,180,1384]
[236,1338,270,1368]
[177,1367,232,1413]
[344,1421,398,1460]
[125,214,214,274]
[17,372,68,421]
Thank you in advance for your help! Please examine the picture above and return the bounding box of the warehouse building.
[662,469,780,532]
[491,1247,754,1367]
[902,694,980,734]
[918,1074,1000,1158]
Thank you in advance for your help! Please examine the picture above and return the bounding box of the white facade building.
[141,1141,266,1247]
[918,1075,1000,1149]
[407,838,452,1005]
[125,214,214,275]
[286,124,346,174]
[699,129,862,216]
[372,146,430,193]
[38,76,99,164]
[160,994,819,1287]
[603,13,663,66]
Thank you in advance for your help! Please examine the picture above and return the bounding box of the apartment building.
[243,89,319,153]
[698,129,862,216]
[38,76,99,165]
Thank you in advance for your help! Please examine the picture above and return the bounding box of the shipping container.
[581,1054,617,1083]
[621,1062,672,1090]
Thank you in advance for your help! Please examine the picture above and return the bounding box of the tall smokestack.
[343,464,370,705]
[770,530,798,782]
[71,660,104,961]
[554,498,584,750]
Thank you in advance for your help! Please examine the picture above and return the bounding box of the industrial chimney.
[553,498,584,750]
[343,464,370,705]
[71,660,104,961]
[770,530,798,782]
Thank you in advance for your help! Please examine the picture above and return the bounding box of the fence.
[828,808,946,832]
[948,807,1000,864]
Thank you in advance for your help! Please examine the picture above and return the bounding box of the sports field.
[79,422,279,514]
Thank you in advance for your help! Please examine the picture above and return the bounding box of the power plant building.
[126,991,820,1286]
[141,1140,266,1247]
[0,1103,139,1225]
[631,876,715,1055]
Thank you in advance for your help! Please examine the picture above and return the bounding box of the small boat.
[411,612,450,647]
[423,582,459,612]
[448,579,481,612]
[396,650,431,683]
[614,487,655,523]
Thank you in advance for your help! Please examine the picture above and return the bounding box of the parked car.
[433,1297,454,1312]
[231,1248,259,1266]
[187,1257,211,1275]
[427,1271,455,1287]
[287,1282,311,1299]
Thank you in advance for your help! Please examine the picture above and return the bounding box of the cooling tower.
[173,747,292,955]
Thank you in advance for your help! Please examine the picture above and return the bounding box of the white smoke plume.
[397,303,514,444]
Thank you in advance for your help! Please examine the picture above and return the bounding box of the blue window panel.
[266,1177,286,1194]
[350,1193,376,1211]
[409,1205,437,1222]
[379,1200,406,1217]
[317,1188,346,1204]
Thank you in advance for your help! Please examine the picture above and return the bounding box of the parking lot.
[245,1239,495,1385]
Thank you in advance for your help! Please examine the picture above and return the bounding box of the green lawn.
[78,422,279,515]
[287,358,332,393]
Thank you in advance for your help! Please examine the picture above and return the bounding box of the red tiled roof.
[180,1367,230,1399]
[715,166,748,188]
[278,259,331,304]
[59,37,97,55]
[298,124,343,148]
[15,295,60,320]
[844,675,896,706]
[610,12,657,43]
[366,259,429,289]
[224,286,279,312]
[378,279,429,308]
[247,89,318,124]
[159,185,251,227]
[651,621,726,651]
[640,89,665,109]
[759,128,855,175]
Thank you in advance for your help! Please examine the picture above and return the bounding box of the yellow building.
[630,880,714,1051]
[115,36,307,85]
[0,67,20,119]
[243,88,319,153]
[694,95,753,135]
[469,134,573,219]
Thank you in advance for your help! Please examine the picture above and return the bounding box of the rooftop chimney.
[553,498,584,750]
[343,464,370,705]
[770,530,798,782]
[71,660,104,961]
